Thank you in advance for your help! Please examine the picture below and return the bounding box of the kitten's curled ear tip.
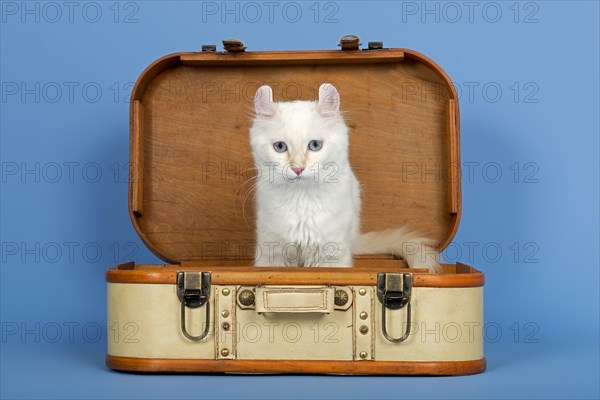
[254,85,273,101]
[319,82,336,91]
[254,85,275,117]
[317,82,340,116]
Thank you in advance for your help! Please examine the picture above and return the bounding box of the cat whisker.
[233,166,261,206]
[240,180,261,223]
[234,173,260,217]
[241,175,276,226]
[357,181,366,203]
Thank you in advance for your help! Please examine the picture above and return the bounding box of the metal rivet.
[221,348,229,357]
[223,39,246,53]
[359,312,368,320]
[360,325,369,335]
[222,322,231,331]
[222,288,230,296]
[358,288,367,296]
[238,289,255,306]
[334,289,349,306]
[359,351,368,359]
[367,41,384,50]
[221,310,230,318]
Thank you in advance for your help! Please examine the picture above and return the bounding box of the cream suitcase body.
[106,37,486,375]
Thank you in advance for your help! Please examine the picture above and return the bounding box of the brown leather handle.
[130,100,144,216]
[255,286,335,313]
[447,99,460,215]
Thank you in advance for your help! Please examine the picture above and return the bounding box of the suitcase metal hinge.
[377,273,413,343]
[177,271,211,341]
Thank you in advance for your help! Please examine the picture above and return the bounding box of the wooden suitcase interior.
[128,48,460,263]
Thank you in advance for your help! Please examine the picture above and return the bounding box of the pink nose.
[291,166,305,176]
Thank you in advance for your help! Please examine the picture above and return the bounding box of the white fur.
[249,84,441,272]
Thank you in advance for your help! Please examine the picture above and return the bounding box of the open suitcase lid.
[128,36,461,264]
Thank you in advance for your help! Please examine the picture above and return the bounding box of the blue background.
[1,1,598,398]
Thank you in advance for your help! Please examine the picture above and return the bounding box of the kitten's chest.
[258,183,355,238]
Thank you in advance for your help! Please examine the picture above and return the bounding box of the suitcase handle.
[255,286,335,314]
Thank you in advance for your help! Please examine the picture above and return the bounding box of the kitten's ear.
[316,83,340,117]
[254,85,276,117]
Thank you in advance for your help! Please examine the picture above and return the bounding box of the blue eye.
[273,141,287,153]
[308,140,322,151]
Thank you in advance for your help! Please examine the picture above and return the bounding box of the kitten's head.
[249,83,349,183]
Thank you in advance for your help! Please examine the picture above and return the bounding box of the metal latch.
[222,39,246,53]
[366,41,384,50]
[377,273,413,343]
[177,271,211,341]
[338,34,361,50]
[201,44,216,52]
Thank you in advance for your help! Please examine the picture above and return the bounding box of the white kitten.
[249,83,441,272]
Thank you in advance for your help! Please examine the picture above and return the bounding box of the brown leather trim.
[447,99,460,215]
[130,100,144,216]
[180,49,405,66]
[105,264,484,287]
[106,355,486,375]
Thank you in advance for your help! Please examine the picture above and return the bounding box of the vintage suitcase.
[105,36,486,375]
